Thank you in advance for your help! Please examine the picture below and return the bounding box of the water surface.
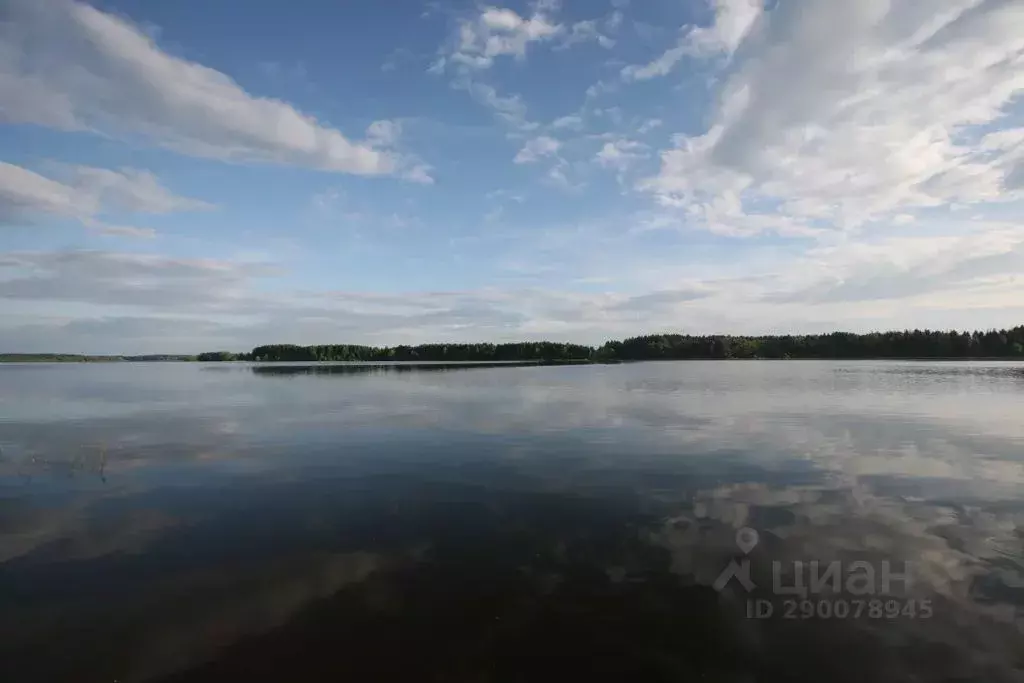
[1,361,1022,682]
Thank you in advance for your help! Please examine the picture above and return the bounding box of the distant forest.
[194,326,1024,362]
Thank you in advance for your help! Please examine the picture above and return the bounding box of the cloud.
[365,120,402,147]
[434,5,572,132]
[608,287,713,311]
[2,238,1024,355]
[363,120,434,182]
[545,165,570,188]
[621,46,690,82]
[402,164,435,185]
[64,166,213,214]
[514,136,561,164]
[85,223,157,239]
[557,19,615,50]
[595,139,646,170]
[637,119,663,134]
[0,248,723,353]
[436,4,621,132]
[685,0,763,57]
[640,0,1024,235]
[0,162,85,221]
[0,0,422,178]
[455,80,537,130]
[584,79,618,100]
[443,5,562,71]
[605,10,624,33]
[622,0,763,81]
[763,229,1024,305]
[0,250,276,311]
[0,162,211,234]
[551,115,584,130]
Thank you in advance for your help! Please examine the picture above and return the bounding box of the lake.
[1,360,1022,682]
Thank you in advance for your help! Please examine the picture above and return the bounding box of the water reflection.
[245,361,541,376]
[0,361,1022,682]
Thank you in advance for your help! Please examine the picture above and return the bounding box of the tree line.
[199,341,595,362]
[196,326,1024,362]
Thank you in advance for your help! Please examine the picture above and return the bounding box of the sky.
[1,0,1023,354]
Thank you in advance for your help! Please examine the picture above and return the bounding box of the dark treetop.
[194,326,1024,362]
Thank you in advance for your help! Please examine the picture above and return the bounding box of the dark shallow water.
[1,361,1022,682]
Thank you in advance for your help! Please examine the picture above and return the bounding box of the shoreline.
[3,356,1024,364]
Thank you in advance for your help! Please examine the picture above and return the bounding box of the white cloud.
[0,250,277,313]
[65,166,213,214]
[621,45,690,82]
[605,10,624,33]
[87,223,157,239]
[543,161,585,192]
[595,139,646,170]
[686,0,763,56]
[0,0,423,178]
[402,164,435,185]
[433,5,568,133]
[0,249,718,353]
[0,163,85,220]
[641,0,1024,235]
[2,231,1023,354]
[514,136,561,164]
[435,3,619,127]
[365,120,402,147]
[0,249,675,351]
[621,0,763,81]
[557,19,615,50]
[762,227,1024,306]
[585,80,618,100]
[445,5,562,71]
[456,80,537,131]
[436,3,624,133]
[551,115,584,130]
[637,119,663,134]
[546,165,571,189]
[0,162,210,234]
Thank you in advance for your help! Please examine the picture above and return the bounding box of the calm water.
[1,361,1022,682]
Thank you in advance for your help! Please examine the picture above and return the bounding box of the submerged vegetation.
[207,326,1024,362]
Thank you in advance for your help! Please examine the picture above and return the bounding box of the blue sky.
[1,0,1023,353]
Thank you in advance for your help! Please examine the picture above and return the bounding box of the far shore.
[3,326,1023,364]
[4,356,1024,364]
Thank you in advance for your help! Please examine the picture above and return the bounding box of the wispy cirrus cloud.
[0,162,211,237]
[435,5,562,72]
[762,227,1024,306]
[595,139,646,170]
[433,3,620,133]
[621,0,763,81]
[3,231,1023,354]
[639,0,1024,236]
[0,250,277,310]
[454,80,537,131]
[514,136,561,164]
[0,248,725,353]
[557,19,616,50]
[0,0,427,180]
[430,5,561,132]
